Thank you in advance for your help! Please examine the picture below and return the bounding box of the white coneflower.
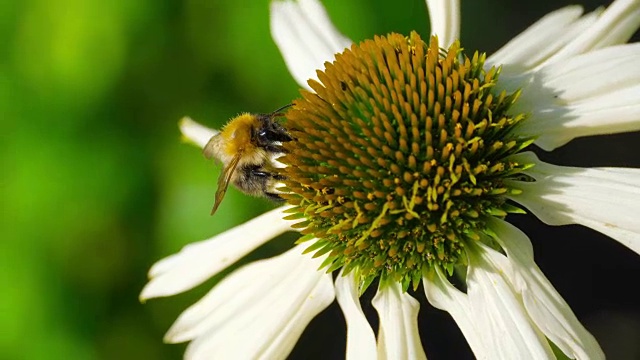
[141,0,640,358]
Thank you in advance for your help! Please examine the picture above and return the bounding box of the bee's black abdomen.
[233,164,285,201]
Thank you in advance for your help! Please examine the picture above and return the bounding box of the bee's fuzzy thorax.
[219,113,258,157]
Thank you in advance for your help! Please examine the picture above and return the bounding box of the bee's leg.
[249,167,286,181]
[261,144,289,154]
[264,192,284,202]
[250,168,271,178]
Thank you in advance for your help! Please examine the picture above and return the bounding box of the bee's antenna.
[270,103,294,117]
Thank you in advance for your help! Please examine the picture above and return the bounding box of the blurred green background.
[2,0,639,359]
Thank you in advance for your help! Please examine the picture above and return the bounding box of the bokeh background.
[2,0,639,359]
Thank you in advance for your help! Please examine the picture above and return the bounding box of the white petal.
[179,117,218,149]
[508,152,640,255]
[466,245,556,359]
[490,0,640,75]
[270,0,352,90]
[423,268,489,358]
[508,44,640,150]
[372,282,426,360]
[521,89,640,151]
[425,0,460,49]
[334,271,377,360]
[544,0,640,65]
[486,217,605,360]
[140,207,293,300]
[534,44,640,103]
[173,244,335,360]
[487,5,593,73]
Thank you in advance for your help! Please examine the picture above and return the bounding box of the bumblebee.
[203,104,293,215]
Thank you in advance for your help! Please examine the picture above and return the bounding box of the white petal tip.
[163,327,190,344]
[178,116,218,149]
[139,279,179,302]
[139,284,159,302]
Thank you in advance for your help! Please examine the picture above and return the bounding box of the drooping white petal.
[507,44,640,150]
[423,268,489,358]
[486,217,605,360]
[425,256,555,360]
[487,5,595,74]
[168,244,334,360]
[372,282,427,360]
[179,117,218,149]
[508,152,640,255]
[528,85,640,151]
[533,44,640,103]
[430,248,554,359]
[465,245,556,359]
[140,207,293,300]
[543,0,640,65]
[334,271,377,360]
[425,0,460,49]
[270,0,352,90]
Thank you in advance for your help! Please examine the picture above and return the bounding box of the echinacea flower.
[141,0,640,358]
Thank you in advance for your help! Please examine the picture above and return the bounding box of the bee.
[203,104,293,215]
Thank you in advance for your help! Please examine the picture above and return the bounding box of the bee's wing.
[211,152,242,215]
[203,135,219,160]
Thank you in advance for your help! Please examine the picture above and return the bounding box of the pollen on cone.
[279,32,532,290]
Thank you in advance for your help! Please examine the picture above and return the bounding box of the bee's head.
[255,114,293,145]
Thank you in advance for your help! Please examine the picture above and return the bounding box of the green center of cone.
[279,32,533,291]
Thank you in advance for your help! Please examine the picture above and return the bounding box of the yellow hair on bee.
[218,113,259,158]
